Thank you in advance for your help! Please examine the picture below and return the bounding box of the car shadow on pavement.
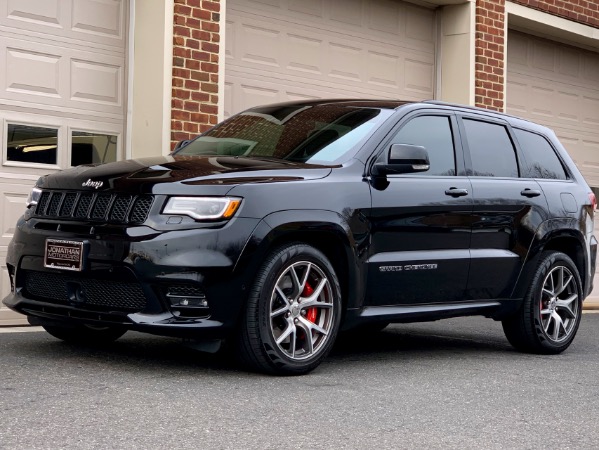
[3,319,520,376]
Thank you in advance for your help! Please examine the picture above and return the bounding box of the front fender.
[233,209,368,312]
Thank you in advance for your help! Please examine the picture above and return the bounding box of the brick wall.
[475,0,506,111]
[512,0,599,28]
[474,0,599,112]
[171,0,221,150]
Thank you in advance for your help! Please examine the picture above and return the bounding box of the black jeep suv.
[4,100,597,374]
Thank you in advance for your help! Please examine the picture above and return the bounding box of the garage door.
[225,0,436,117]
[507,31,599,186]
[506,30,599,301]
[0,0,129,324]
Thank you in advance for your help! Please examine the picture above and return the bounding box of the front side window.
[463,119,518,178]
[175,104,395,165]
[389,115,456,176]
[6,124,58,165]
[514,129,567,180]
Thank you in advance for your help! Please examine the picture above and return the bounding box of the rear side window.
[463,119,518,178]
[514,129,567,180]
[390,115,456,176]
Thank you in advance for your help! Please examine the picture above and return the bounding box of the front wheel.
[42,323,127,345]
[502,251,583,354]
[237,243,342,375]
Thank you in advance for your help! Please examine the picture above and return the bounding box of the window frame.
[68,128,121,168]
[456,114,523,179]
[3,120,63,170]
[368,109,466,178]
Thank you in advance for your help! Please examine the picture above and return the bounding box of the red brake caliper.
[302,282,317,323]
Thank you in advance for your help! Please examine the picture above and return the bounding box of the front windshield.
[175,104,394,165]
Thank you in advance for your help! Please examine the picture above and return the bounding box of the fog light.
[166,285,209,314]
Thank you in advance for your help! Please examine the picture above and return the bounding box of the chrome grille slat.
[34,190,153,224]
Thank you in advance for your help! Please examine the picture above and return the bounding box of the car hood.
[37,156,333,195]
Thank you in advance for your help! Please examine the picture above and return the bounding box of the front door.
[366,112,472,306]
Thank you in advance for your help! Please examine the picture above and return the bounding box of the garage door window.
[463,119,518,178]
[71,131,117,166]
[6,124,58,165]
[513,129,567,180]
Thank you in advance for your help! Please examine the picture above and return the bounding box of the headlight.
[163,196,242,221]
[26,187,42,208]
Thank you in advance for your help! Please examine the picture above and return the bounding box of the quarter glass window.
[463,119,518,178]
[390,116,456,176]
[514,129,567,180]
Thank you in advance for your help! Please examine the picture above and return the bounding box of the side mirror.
[173,139,191,152]
[372,144,430,176]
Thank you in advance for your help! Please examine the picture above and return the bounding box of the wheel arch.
[512,227,588,300]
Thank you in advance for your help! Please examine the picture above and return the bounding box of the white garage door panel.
[507,31,599,186]
[1,0,126,48]
[0,36,125,118]
[226,0,436,116]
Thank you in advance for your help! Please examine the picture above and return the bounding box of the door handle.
[445,187,469,197]
[521,189,541,198]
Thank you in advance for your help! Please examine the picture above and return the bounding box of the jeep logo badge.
[82,179,103,189]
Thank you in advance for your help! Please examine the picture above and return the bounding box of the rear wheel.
[42,323,127,345]
[502,251,582,354]
[237,243,342,375]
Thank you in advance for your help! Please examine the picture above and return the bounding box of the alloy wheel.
[269,261,334,360]
[540,265,580,343]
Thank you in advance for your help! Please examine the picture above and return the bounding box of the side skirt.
[341,299,522,330]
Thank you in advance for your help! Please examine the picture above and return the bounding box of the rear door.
[458,115,550,300]
[366,111,472,306]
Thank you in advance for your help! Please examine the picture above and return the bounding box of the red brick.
[201,62,218,73]
[190,113,210,123]
[201,104,218,115]
[202,42,219,53]
[201,82,218,93]
[203,1,220,12]
[185,79,200,90]
[184,101,200,112]
[201,21,219,32]
[192,8,212,20]
[191,91,210,102]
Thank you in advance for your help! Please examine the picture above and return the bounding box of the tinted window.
[390,116,455,176]
[463,119,518,177]
[514,129,567,180]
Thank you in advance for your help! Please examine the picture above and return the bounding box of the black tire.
[237,243,342,375]
[502,251,583,354]
[42,323,127,345]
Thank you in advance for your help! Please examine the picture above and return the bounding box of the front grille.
[22,270,147,312]
[35,191,153,224]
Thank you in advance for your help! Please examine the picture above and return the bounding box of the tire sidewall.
[254,244,342,373]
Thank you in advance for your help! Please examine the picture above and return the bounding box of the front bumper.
[3,216,261,339]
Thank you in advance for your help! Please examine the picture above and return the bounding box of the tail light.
[589,192,597,212]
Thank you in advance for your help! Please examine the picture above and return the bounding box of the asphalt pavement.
[1,314,599,449]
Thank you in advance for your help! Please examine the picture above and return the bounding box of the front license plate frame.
[44,239,85,272]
